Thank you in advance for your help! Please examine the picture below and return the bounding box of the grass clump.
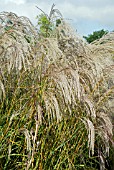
[0,6,114,170]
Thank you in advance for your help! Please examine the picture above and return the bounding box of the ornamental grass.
[0,9,114,170]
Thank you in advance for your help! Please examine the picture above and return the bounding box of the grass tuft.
[0,10,114,170]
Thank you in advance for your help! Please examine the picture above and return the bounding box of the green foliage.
[56,19,61,27]
[83,29,109,43]
[37,14,53,37]
[36,4,62,38]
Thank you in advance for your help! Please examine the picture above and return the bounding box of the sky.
[0,0,114,36]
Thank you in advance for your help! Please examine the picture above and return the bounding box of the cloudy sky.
[0,0,114,36]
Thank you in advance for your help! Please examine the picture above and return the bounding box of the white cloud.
[4,0,26,5]
[57,2,114,28]
[0,0,114,35]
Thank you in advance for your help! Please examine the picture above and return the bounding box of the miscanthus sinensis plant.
[0,6,114,170]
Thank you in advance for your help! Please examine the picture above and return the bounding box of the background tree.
[83,29,108,43]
